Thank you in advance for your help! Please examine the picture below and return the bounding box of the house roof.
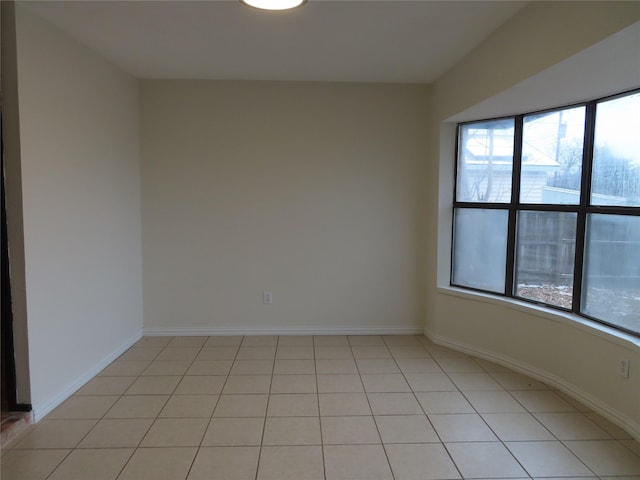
[464,134,561,170]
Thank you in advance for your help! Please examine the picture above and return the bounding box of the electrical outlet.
[263,291,273,304]
[619,359,630,378]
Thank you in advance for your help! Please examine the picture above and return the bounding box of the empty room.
[1,0,639,479]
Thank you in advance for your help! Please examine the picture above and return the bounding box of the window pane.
[521,106,585,204]
[514,211,576,308]
[452,208,508,293]
[457,119,514,203]
[582,214,640,334]
[591,92,640,206]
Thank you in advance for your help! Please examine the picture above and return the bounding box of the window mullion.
[572,102,596,313]
[505,116,523,296]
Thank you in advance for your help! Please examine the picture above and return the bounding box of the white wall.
[14,6,144,418]
[141,81,429,335]
[427,2,640,438]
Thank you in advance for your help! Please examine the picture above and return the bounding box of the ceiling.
[451,21,640,122]
[20,0,526,83]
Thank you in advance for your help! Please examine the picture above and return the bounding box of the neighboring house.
[458,129,562,204]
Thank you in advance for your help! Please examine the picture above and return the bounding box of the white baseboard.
[143,326,423,336]
[32,330,143,422]
[425,328,640,442]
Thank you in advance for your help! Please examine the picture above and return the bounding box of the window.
[451,89,640,337]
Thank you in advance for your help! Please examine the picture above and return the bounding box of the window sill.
[436,285,640,350]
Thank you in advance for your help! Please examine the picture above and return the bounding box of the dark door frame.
[1,113,31,413]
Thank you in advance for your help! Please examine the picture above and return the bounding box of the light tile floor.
[2,335,639,479]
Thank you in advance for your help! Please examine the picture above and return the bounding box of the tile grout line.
[351,336,397,480]
[448,354,599,479]
[254,335,278,480]
[430,350,540,479]
[312,336,328,480]
[180,335,232,480]
[121,336,195,479]
[52,336,174,480]
[123,337,181,418]
[393,336,466,480]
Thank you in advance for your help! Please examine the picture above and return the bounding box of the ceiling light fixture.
[241,0,306,11]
